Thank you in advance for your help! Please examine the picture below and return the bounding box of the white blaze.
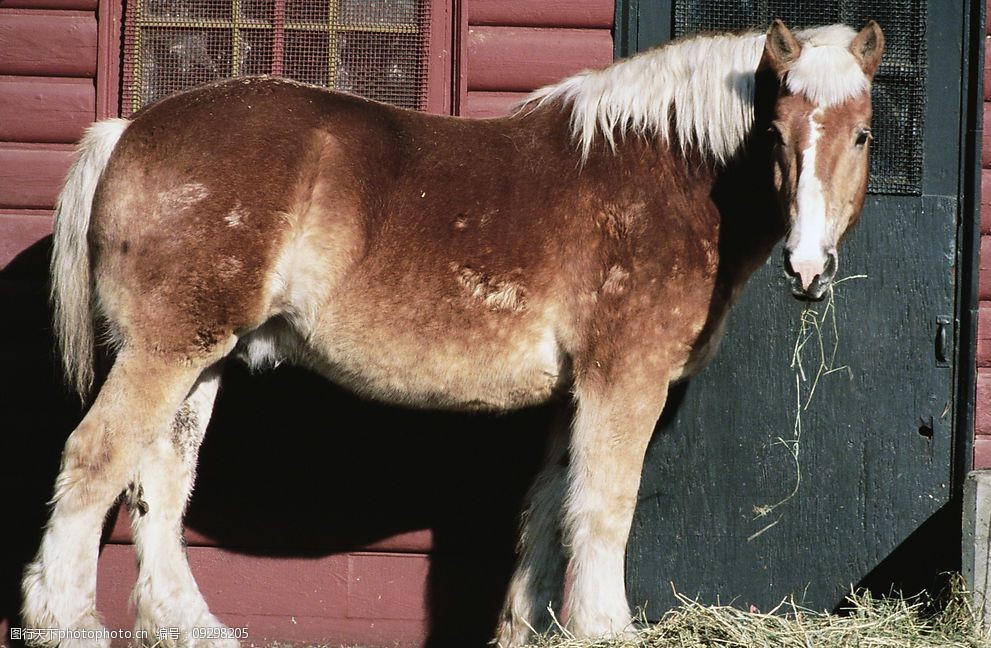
[789,109,828,286]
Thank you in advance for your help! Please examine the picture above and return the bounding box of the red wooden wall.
[0,1,614,646]
[976,2,991,469]
[0,2,96,267]
[459,0,613,117]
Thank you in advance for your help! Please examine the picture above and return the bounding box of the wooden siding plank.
[985,40,991,101]
[980,369,991,435]
[0,212,51,270]
[983,236,991,301]
[464,90,527,118]
[467,26,612,92]
[0,0,96,9]
[977,436,991,469]
[467,0,613,29]
[0,144,73,209]
[347,554,429,620]
[0,76,94,142]
[0,207,52,215]
[982,168,991,233]
[981,302,991,368]
[0,10,97,77]
[985,107,991,169]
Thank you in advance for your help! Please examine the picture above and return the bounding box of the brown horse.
[23,19,883,648]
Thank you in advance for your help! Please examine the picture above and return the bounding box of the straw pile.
[522,577,989,648]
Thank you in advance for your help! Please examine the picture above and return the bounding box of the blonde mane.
[521,24,869,163]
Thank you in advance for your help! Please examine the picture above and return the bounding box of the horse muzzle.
[783,248,837,301]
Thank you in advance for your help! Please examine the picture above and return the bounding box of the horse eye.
[855,129,872,147]
[768,125,784,145]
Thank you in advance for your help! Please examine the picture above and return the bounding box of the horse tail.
[51,117,130,401]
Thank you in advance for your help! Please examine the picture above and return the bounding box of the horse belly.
[308,315,568,411]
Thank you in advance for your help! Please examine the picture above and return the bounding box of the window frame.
[98,0,454,118]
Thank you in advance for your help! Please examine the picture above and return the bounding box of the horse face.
[771,93,874,299]
[763,20,884,300]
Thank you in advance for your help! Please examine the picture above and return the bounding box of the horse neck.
[514,101,785,276]
[578,122,784,289]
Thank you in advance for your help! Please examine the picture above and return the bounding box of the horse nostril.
[822,249,838,281]
[782,250,796,276]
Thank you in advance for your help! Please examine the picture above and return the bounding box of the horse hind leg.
[21,346,230,648]
[127,365,235,648]
[494,419,569,647]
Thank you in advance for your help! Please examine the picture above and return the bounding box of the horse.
[22,18,883,648]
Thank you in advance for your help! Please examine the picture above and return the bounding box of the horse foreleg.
[563,364,668,640]
[127,365,235,648]
[22,350,210,648]
[494,421,569,647]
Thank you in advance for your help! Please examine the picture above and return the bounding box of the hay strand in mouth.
[750,275,865,539]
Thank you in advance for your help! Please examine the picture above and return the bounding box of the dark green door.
[622,0,979,613]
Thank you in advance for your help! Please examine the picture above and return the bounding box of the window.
[121,0,434,115]
[673,0,927,195]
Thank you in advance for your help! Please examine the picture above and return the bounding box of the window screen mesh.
[122,0,431,116]
[674,1,926,195]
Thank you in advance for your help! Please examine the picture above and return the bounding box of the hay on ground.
[523,576,990,647]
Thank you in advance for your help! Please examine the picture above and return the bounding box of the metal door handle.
[935,317,951,366]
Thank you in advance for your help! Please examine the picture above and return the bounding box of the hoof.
[22,561,108,648]
[21,610,110,648]
[571,615,638,643]
[135,612,242,648]
[493,616,533,648]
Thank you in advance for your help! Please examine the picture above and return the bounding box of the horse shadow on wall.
[0,235,558,647]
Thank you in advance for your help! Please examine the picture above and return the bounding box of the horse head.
[762,20,884,300]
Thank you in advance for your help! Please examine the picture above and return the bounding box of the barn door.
[620,0,980,613]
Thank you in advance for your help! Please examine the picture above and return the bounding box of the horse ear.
[764,19,801,76]
[850,20,884,77]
